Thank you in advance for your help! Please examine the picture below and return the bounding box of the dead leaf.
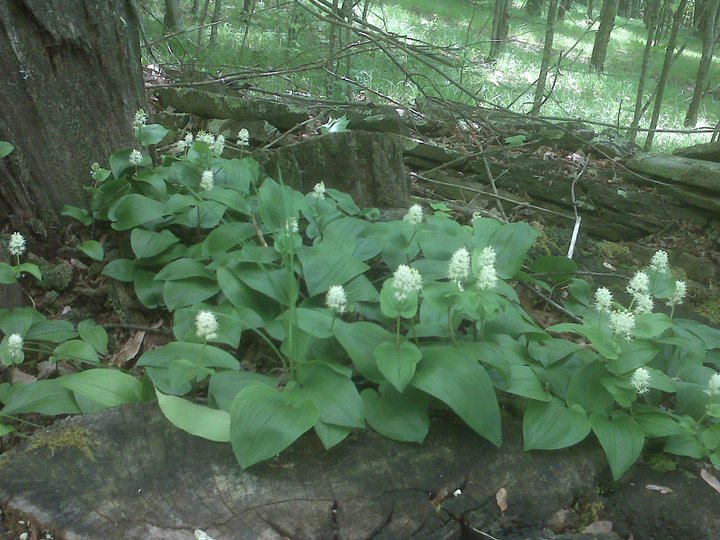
[701,469,720,494]
[602,261,617,271]
[496,487,508,512]
[646,484,673,494]
[107,330,146,369]
[12,369,36,385]
[431,486,449,509]
[583,520,613,534]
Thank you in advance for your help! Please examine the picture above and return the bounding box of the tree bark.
[644,0,689,150]
[557,0,573,21]
[163,0,182,32]
[209,0,224,44]
[587,0,594,19]
[628,0,660,141]
[526,0,544,16]
[589,0,618,71]
[487,0,510,62]
[0,0,144,227]
[684,0,720,126]
[532,0,559,114]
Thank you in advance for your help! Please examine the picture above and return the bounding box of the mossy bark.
[0,0,144,226]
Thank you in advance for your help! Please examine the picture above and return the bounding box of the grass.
[143,0,720,151]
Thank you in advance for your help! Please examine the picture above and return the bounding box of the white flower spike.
[609,309,635,340]
[594,287,613,314]
[200,170,215,191]
[630,367,651,396]
[195,310,219,341]
[325,285,347,314]
[392,264,422,301]
[650,250,669,273]
[403,204,423,225]
[129,149,143,166]
[448,247,470,290]
[8,232,26,256]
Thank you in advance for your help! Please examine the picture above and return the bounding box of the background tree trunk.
[629,0,660,141]
[644,0,690,150]
[0,0,144,227]
[526,0,544,16]
[587,0,595,19]
[557,0,573,21]
[589,0,618,71]
[488,0,510,61]
[209,0,224,44]
[532,0,559,114]
[684,0,720,126]
[163,0,182,32]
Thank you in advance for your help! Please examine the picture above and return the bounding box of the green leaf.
[109,194,166,230]
[137,124,170,146]
[489,222,541,279]
[504,134,526,146]
[634,410,684,437]
[131,229,180,259]
[297,243,369,297]
[633,312,673,339]
[665,433,706,459]
[412,346,501,447]
[201,222,256,258]
[0,141,14,158]
[52,340,100,365]
[675,318,720,350]
[0,263,16,284]
[320,115,350,134]
[15,263,42,281]
[110,148,149,179]
[230,384,319,468]
[505,364,552,401]
[78,319,108,355]
[208,371,278,412]
[77,240,104,262]
[613,339,659,374]
[334,321,393,382]
[0,423,13,436]
[567,361,614,414]
[25,319,76,342]
[527,338,579,368]
[61,205,93,226]
[523,398,590,450]
[156,258,213,281]
[547,322,618,360]
[374,340,422,393]
[163,278,219,311]
[1,380,80,416]
[156,390,230,442]
[57,369,143,409]
[102,258,137,282]
[314,422,351,450]
[590,411,645,480]
[296,361,364,428]
[361,383,429,443]
[134,270,164,308]
[380,278,418,319]
[137,342,239,371]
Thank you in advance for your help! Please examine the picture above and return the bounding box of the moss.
[28,425,96,461]
[648,453,677,472]
[597,240,631,263]
[575,500,605,528]
[40,260,74,292]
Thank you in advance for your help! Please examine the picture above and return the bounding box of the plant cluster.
[1,117,720,477]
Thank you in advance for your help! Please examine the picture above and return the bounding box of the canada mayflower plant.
[2,123,719,479]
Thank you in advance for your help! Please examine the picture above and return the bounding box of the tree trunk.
[209,0,224,45]
[197,0,211,45]
[557,0,573,21]
[0,0,144,227]
[629,0,660,141]
[532,0,559,114]
[589,0,618,71]
[526,0,544,16]
[487,0,510,62]
[163,0,182,32]
[644,0,690,150]
[684,0,720,126]
[588,0,595,19]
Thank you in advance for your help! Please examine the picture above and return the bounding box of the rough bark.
[684,0,720,126]
[644,0,689,150]
[589,0,618,71]
[209,0,224,44]
[532,0,559,114]
[0,0,144,227]
[526,0,544,16]
[557,0,573,21]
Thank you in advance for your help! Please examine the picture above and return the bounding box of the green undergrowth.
[143,0,719,151]
[2,117,720,477]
